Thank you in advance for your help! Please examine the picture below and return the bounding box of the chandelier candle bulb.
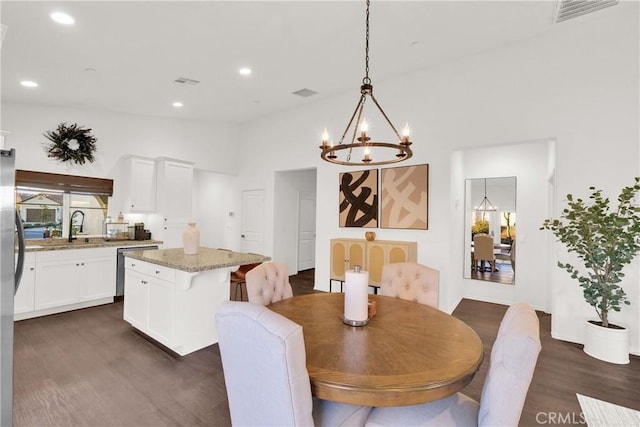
[343,266,369,326]
[359,122,369,141]
[363,148,372,163]
[401,124,411,145]
[321,128,329,149]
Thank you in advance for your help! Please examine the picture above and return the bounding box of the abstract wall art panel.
[339,169,378,228]
[381,164,428,229]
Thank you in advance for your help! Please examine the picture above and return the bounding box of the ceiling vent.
[174,77,200,85]
[555,0,619,23]
[292,88,319,98]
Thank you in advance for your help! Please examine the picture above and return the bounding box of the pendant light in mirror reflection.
[465,177,517,285]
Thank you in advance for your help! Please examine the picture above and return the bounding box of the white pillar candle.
[344,268,369,323]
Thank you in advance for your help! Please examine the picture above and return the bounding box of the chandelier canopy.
[319,0,413,166]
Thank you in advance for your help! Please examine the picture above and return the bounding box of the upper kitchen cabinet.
[116,156,157,213]
[155,158,194,224]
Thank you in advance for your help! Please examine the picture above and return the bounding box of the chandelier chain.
[363,0,371,85]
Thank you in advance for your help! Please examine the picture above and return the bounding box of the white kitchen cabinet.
[123,257,232,356]
[118,156,156,213]
[14,252,36,315]
[147,276,174,344]
[15,248,116,321]
[124,259,180,348]
[156,158,193,224]
[123,269,147,330]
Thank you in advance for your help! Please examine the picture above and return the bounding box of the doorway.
[273,169,317,275]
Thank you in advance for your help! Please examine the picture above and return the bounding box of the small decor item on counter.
[365,231,376,241]
[117,212,124,222]
[44,122,97,165]
[343,265,369,326]
[183,223,200,255]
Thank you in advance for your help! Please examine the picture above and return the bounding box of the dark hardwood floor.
[13,269,639,426]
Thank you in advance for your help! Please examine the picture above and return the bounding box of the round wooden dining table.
[269,292,484,407]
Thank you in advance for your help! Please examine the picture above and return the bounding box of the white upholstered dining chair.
[245,262,294,306]
[216,301,372,426]
[365,303,541,427]
[379,262,439,308]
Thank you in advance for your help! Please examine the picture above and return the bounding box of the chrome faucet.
[69,210,85,242]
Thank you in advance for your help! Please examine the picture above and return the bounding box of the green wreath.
[44,122,97,165]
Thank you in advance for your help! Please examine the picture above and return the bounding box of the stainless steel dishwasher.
[116,245,159,297]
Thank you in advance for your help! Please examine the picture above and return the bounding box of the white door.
[298,191,316,270]
[241,190,265,254]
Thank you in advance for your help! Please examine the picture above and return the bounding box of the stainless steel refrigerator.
[1,148,26,425]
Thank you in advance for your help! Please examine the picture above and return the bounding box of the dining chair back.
[216,301,372,426]
[245,262,294,306]
[473,233,495,272]
[478,302,540,426]
[365,303,541,427]
[379,262,439,308]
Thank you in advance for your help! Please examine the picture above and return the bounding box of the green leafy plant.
[471,219,489,236]
[541,178,640,328]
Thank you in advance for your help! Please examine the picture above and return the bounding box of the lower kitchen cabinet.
[14,252,36,315]
[16,248,116,321]
[124,266,175,346]
[123,257,233,356]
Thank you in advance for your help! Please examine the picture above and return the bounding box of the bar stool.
[230,263,262,301]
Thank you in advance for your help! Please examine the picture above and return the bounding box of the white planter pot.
[583,320,629,364]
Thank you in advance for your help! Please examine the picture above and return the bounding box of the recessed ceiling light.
[20,80,39,88]
[239,67,252,76]
[172,102,184,108]
[50,12,75,25]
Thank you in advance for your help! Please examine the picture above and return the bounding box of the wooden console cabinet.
[330,238,417,291]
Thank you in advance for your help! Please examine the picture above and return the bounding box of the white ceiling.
[1,1,571,124]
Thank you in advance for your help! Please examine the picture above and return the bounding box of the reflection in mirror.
[464,177,516,285]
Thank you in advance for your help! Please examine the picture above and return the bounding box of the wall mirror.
[464,177,516,284]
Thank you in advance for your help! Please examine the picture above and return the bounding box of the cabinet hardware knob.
[155,270,160,274]
[142,280,147,284]
[76,263,80,266]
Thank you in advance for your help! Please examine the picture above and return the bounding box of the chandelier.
[475,179,497,212]
[319,0,413,166]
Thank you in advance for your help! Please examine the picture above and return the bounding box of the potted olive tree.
[541,177,640,364]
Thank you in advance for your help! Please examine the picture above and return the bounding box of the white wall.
[237,7,639,353]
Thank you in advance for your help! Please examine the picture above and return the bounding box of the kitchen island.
[123,247,269,355]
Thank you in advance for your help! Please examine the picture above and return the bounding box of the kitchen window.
[15,170,113,240]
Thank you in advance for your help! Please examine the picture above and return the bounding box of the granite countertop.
[23,238,163,252]
[124,247,270,273]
